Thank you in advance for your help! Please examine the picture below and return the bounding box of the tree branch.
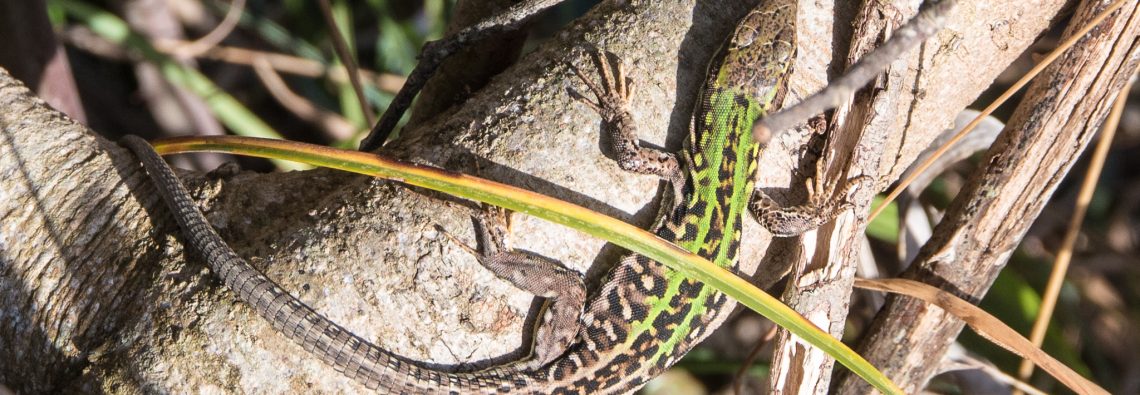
[0,0,1087,392]
[839,0,1140,392]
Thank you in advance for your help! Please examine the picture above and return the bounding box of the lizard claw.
[567,49,632,121]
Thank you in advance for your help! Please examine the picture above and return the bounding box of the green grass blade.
[151,135,902,394]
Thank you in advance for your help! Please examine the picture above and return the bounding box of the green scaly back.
[527,3,798,393]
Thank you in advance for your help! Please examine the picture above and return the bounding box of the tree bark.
[838,0,1140,393]
[0,0,1093,392]
[769,0,1079,393]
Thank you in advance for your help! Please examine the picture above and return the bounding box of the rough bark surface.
[839,0,1140,393]
[0,0,1090,392]
[769,0,1073,393]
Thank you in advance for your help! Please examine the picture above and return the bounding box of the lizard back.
[517,2,798,393]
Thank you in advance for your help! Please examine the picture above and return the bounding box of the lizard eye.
[733,26,759,48]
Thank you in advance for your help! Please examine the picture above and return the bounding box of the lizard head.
[712,1,797,114]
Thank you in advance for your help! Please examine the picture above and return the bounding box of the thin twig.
[733,324,778,395]
[1015,66,1137,386]
[951,353,1049,395]
[318,0,375,126]
[63,27,405,93]
[868,0,1133,221]
[170,0,246,59]
[168,41,406,92]
[752,0,955,141]
[252,57,357,141]
[358,0,566,151]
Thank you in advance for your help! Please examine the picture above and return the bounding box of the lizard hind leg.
[436,205,586,370]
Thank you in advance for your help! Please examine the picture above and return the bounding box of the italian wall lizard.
[121,0,864,392]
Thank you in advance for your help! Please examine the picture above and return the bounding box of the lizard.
[122,0,866,392]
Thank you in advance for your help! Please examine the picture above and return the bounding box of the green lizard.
[124,0,865,392]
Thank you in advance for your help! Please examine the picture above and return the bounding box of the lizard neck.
[663,87,763,267]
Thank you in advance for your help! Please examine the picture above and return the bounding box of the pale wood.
[837,0,1140,393]
[769,0,1072,393]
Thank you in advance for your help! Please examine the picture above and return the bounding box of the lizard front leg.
[569,50,686,202]
[751,157,872,237]
[438,205,585,370]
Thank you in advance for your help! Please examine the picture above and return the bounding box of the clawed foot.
[567,49,633,122]
[751,158,873,237]
[435,205,586,370]
[566,49,687,207]
[436,204,513,259]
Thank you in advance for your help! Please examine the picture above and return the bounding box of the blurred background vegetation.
[4,0,1137,393]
